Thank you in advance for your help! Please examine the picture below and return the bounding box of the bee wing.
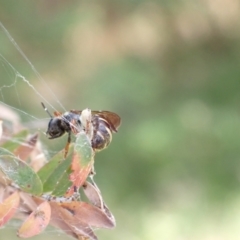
[92,111,121,132]
[69,110,82,114]
[69,110,121,132]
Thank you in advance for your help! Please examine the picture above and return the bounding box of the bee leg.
[64,132,71,158]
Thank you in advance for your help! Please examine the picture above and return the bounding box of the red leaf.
[66,151,94,197]
[83,181,103,208]
[14,133,38,161]
[18,201,51,238]
[59,201,98,240]
[59,201,115,229]
[0,191,20,227]
[48,201,79,239]
[83,181,116,227]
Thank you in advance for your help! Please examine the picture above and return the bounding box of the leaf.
[38,145,74,196]
[48,201,96,240]
[83,181,103,208]
[18,201,51,238]
[51,167,72,196]
[47,201,79,239]
[83,181,116,227]
[66,132,94,197]
[0,191,20,227]
[13,133,38,161]
[0,155,42,195]
[37,149,66,184]
[19,192,39,212]
[74,131,94,167]
[0,120,2,140]
[59,201,115,229]
[1,129,28,153]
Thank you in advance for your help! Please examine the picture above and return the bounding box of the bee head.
[46,118,66,139]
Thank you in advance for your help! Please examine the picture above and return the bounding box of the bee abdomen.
[92,119,112,151]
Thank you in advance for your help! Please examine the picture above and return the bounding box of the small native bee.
[41,103,121,156]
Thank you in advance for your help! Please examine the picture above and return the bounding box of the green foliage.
[0,155,43,195]
[1,130,28,152]
[38,146,73,196]
[0,131,94,198]
[74,132,93,167]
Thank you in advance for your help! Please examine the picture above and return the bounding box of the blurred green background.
[1,0,240,239]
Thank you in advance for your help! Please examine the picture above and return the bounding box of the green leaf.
[74,132,93,167]
[0,129,28,153]
[51,167,72,196]
[66,132,94,192]
[38,145,74,196]
[0,155,42,195]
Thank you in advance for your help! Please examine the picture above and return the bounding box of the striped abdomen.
[92,116,113,151]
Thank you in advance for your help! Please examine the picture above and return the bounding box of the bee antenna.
[41,102,53,118]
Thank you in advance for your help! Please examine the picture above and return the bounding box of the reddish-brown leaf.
[83,181,103,208]
[18,201,51,238]
[48,201,79,239]
[59,201,115,229]
[0,191,20,227]
[65,151,93,197]
[14,133,38,161]
[58,201,97,240]
[0,120,2,140]
[83,181,115,227]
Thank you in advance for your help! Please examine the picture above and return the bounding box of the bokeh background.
[1,1,240,239]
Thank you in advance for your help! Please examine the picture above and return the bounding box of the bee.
[41,103,121,156]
